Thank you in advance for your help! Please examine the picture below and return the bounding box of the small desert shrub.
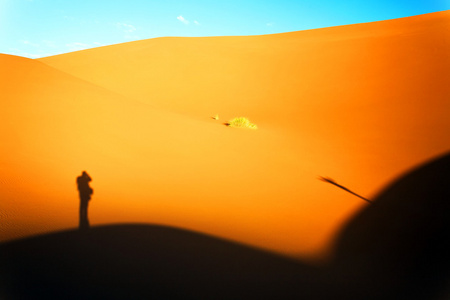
[227,117,257,129]
[212,114,219,120]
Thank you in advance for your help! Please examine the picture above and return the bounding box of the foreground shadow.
[330,151,450,300]
[0,152,449,299]
[0,224,324,299]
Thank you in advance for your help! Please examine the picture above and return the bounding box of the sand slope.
[0,54,158,240]
[1,11,450,260]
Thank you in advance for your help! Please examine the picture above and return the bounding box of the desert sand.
[1,10,449,263]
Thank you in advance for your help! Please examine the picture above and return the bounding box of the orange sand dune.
[1,11,450,261]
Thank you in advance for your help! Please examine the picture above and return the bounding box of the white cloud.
[68,42,87,46]
[21,40,40,47]
[117,22,137,33]
[177,15,190,25]
[65,42,90,52]
[266,22,275,27]
[115,22,140,40]
[43,40,57,48]
[10,39,102,58]
[8,48,50,59]
[9,49,39,58]
[193,20,200,26]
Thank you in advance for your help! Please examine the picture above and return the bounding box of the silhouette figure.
[76,171,93,230]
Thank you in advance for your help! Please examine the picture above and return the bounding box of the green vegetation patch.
[227,117,258,129]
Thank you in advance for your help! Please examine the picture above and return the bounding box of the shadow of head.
[332,152,450,299]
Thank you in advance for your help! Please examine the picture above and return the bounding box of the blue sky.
[1,0,449,58]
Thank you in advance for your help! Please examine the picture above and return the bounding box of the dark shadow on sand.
[330,151,450,300]
[0,152,449,299]
[0,224,326,300]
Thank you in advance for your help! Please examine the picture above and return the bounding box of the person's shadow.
[76,171,93,230]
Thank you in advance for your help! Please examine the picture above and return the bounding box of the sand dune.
[1,11,450,261]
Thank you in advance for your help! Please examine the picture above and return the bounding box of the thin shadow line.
[319,176,373,203]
